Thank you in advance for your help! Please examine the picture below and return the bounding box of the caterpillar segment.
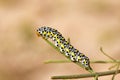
[36,26,92,70]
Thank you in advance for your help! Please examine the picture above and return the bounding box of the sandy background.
[0,0,120,80]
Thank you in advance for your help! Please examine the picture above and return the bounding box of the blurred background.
[0,0,120,80]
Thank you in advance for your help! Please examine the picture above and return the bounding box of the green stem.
[44,60,120,64]
[100,47,116,61]
[109,64,118,70]
[91,60,120,63]
[51,69,120,79]
[112,64,120,80]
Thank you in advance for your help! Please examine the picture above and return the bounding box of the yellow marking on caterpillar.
[60,44,65,48]
[77,56,82,60]
[71,52,75,56]
[47,32,51,36]
[43,31,47,35]
[57,39,61,44]
[65,48,70,53]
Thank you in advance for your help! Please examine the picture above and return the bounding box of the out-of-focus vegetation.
[99,27,120,45]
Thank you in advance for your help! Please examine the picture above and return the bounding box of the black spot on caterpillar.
[36,26,92,71]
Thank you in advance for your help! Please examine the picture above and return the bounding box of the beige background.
[0,0,120,80]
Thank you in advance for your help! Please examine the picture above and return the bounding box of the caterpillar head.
[36,27,42,37]
[36,27,48,37]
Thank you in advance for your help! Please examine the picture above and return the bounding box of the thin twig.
[44,60,120,64]
[44,60,70,64]
[109,64,118,70]
[51,69,120,79]
[112,64,120,80]
[100,47,116,61]
[91,60,120,63]
[67,38,70,43]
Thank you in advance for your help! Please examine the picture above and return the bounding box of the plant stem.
[51,69,120,79]
[100,47,116,61]
[44,60,120,64]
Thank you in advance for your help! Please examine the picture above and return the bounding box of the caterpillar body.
[36,26,92,71]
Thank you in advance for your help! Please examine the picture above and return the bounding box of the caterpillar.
[36,26,92,71]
